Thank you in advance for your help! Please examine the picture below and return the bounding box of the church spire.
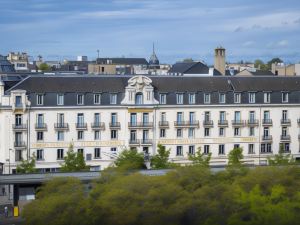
[149,42,159,66]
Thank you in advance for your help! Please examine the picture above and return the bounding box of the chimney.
[214,47,226,75]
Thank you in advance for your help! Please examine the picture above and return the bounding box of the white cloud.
[267,40,289,48]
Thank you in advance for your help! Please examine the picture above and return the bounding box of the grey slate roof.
[168,62,209,74]
[0,55,15,73]
[96,58,148,65]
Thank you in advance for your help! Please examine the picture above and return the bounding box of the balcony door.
[234,111,241,121]
[58,113,64,124]
[143,130,149,141]
[77,113,84,125]
[130,113,137,125]
[143,113,149,125]
[130,130,137,141]
[177,112,183,123]
[15,114,22,126]
[189,112,195,122]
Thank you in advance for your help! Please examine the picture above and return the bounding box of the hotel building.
[1,75,300,173]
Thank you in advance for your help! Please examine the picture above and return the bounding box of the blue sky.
[0,0,300,64]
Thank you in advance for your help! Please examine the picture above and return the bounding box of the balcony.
[141,139,153,145]
[35,123,47,131]
[281,119,291,126]
[262,119,272,126]
[109,122,121,129]
[280,135,291,142]
[247,119,259,126]
[14,141,26,148]
[218,120,228,127]
[54,123,69,130]
[159,121,169,128]
[174,121,199,128]
[231,120,245,127]
[129,139,140,146]
[203,120,214,127]
[262,135,272,142]
[128,122,153,129]
[91,122,105,130]
[12,124,27,131]
[76,123,87,130]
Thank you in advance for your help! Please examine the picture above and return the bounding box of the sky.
[0,0,300,64]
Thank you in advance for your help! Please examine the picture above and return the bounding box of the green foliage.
[268,144,295,166]
[228,147,244,167]
[188,147,211,167]
[22,166,300,225]
[60,143,89,172]
[38,63,51,72]
[114,148,146,170]
[22,177,89,225]
[267,57,283,70]
[254,59,269,71]
[16,154,37,174]
[151,144,174,169]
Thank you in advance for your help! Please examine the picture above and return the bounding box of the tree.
[60,143,89,172]
[268,144,295,166]
[254,59,269,71]
[113,148,146,170]
[38,63,51,72]
[151,144,174,169]
[188,147,211,167]
[267,57,283,70]
[16,154,37,174]
[228,147,244,167]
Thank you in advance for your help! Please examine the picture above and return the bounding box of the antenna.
[97,49,100,59]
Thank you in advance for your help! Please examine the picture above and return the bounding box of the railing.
[218,120,228,126]
[91,122,105,130]
[54,123,69,129]
[12,124,27,130]
[281,119,291,125]
[109,122,121,128]
[141,139,153,145]
[262,119,272,125]
[129,139,140,145]
[262,135,272,141]
[128,122,153,128]
[35,123,47,130]
[203,120,214,127]
[280,135,291,141]
[14,141,26,147]
[247,119,259,126]
[128,139,153,145]
[174,121,199,127]
[76,123,87,129]
[231,120,245,126]
[159,121,169,127]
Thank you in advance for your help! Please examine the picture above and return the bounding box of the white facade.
[0,76,300,173]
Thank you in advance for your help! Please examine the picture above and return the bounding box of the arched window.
[135,92,143,105]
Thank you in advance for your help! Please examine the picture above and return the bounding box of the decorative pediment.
[128,76,152,91]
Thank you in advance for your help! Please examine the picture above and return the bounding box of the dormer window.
[159,94,166,104]
[135,93,143,105]
[204,93,210,104]
[37,94,44,105]
[234,93,241,103]
[219,93,225,103]
[189,93,195,104]
[249,92,255,103]
[176,93,183,104]
[110,93,117,104]
[57,94,64,105]
[77,94,84,105]
[94,94,101,105]
[15,96,22,107]
[282,92,289,103]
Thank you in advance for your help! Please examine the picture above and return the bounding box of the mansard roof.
[8,75,300,94]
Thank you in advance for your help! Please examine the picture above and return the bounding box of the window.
[94,130,100,140]
[94,94,101,104]
[37,114,44,126]
[57,131,64,141]
[77,149,84,155]
[219,128,225,136]
[249,111,255,122]
[219,93,225,103]
[188,128,195,138]
[111,130,117,139]
[135,93,143,104]
[110,147,117,156]
[264,92,271,103]
[219,111,226,121]
[219,145,225,155]
[204,145,210,154]
[15,150,22,161]
[234,128,240,136]
[234,93,241,103]
[282,143,290,152]
[159,94,166,104]
[234,144,240,149]
[261,144,272,153]
[110,93,117,104]
[249,127,255,136]
[249,93,255,103]
[204,128,210,137]
[176,93,183,104]
[282,127,288,136]
[111,113,117,124]
[204,93,210,104]
[234,111,241,121]
[177,112,183,122]
[37,94,43,105]
[188,146,195,155]
[160,129,166,138]
[189,93,195,104]
[248,144,255,154]
[282,110,288,120]
[15,114,22,125]
[15,96,22,107]
[94,148,101,159]
[177,129,183,138]
[189,112,195,122]
[146,91,151,101]
[77,94,84,105]
[282,92,289,103]
[77,113,84,125]
[36,149,44,161]
[57,94,64,105]
[77,131,84,140]
[37,132,43,141]
[176,146,183,156]
[57,149,64,160]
